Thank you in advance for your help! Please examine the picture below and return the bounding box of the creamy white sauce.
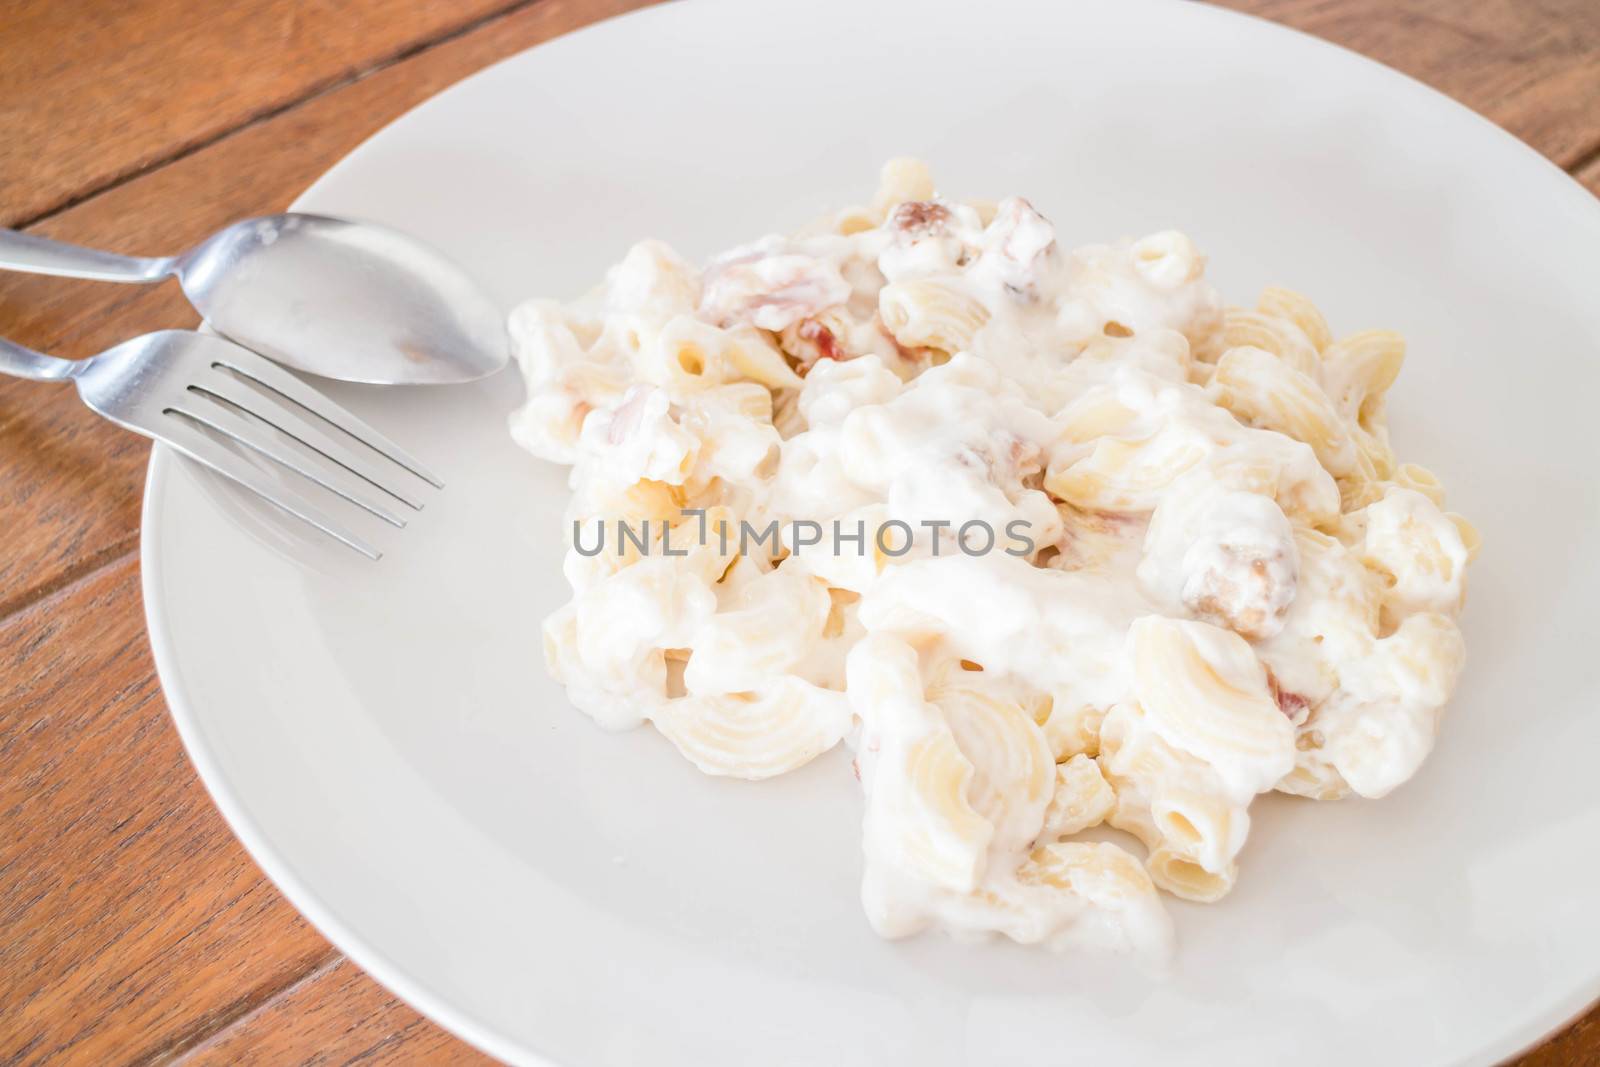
[511,161,1476,957]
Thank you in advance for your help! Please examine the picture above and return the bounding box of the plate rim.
[138,0,1600,1062]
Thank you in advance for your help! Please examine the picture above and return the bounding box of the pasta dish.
[507,161,1478,956]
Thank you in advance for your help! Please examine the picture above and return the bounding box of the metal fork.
[1,329,441,560]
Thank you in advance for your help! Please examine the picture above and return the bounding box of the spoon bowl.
[179,215,508,385]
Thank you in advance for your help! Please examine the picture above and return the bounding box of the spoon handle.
[0,229,174,283]
[0,334,84,382]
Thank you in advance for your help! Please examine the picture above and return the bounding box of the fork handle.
[0,336,83,382]
[0,229,174,283]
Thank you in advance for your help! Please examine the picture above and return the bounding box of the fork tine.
[167,401,406,528]
[187,371,426,511]
[209,347,445,488]
[156,417,381,559]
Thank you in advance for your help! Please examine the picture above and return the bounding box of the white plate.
[141,1,1600,1063]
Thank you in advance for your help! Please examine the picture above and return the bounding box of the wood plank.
[174,958,494,1065]
[0,0,519,228]
[0,0,653,618]
[1212,0,1600,167]
[0,558,335,1064]
[1518,1002,1600,1067]
[1578,154,1600,199]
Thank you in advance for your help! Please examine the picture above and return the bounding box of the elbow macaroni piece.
[682,566,832,695]
[1256,286,1333,352]
[1210,344,1359,476]
[1129,616,1296,798]
[872,157,937,218]
[506,163,1477,958]
[1201,306,1321,377]
[853,635,994,915]
[651,676,853,780]
[932,684,1055,852]
[879,278,992,356]
[1321,330,1406,419]
[1039,754,1116,840]
[1098,702,1249,903]
[1358,487,1473,624]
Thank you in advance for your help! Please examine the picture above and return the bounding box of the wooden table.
[1,1,1596,1062]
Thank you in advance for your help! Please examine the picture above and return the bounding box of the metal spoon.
[0,215,508,385]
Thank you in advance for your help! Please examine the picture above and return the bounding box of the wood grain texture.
[1518,1001,1600,1067]
[1212,0,1600,167]
[0,0,520,228]
[0,0,1595,1064]
[1578,153,1600,199]
[173,957,495,1065]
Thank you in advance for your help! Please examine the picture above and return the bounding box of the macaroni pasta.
[511,161,1476,957]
